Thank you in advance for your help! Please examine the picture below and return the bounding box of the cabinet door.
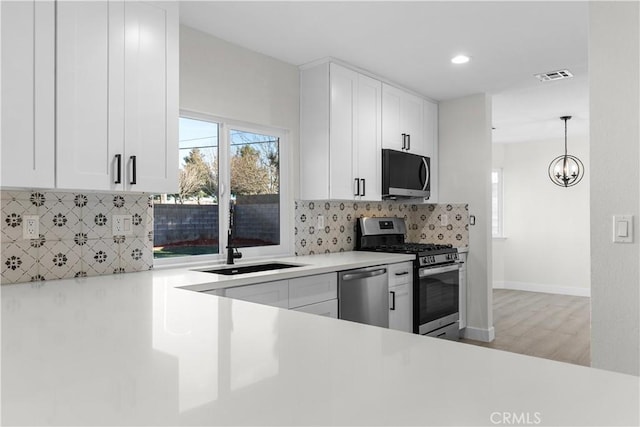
[381,84,404,151]
[223,280,289,309]
[389,282,413,333]
[329,63,357,200]
[423,100,438,202]
[293,299,338,318]
[1,0,55,188]
[123,1,178,193]
[355,74,382,201]
[458,253,467,329]
[401,92,424,154]
[56,1,124,191]
[288,273,337,309]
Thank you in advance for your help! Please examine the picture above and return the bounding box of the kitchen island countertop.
[1,251,638,426]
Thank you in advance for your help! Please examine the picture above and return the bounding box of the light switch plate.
[613,215,633,243]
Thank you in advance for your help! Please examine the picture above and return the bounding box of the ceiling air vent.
[534,69,574,82]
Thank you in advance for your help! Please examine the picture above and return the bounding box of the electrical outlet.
[441,214,448,227]
[23,215,39,239]
[317,214,324,229]
[112,214,133,236]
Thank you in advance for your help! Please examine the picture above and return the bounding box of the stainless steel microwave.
[382,149,430,199]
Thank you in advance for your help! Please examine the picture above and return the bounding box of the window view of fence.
[153,117,280,259]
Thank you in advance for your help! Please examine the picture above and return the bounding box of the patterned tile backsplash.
[1,190,469,284]
[1,190,153,284]
[294,200,469,256]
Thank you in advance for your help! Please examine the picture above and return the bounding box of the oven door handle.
[419,263,461,277]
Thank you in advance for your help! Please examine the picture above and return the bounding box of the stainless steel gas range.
[356,216,462,340]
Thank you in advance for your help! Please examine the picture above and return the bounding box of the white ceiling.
[179,1,589,144]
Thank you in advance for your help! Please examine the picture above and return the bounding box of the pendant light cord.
[564,117,568,157]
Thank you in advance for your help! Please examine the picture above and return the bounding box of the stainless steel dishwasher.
[338,265,389,327]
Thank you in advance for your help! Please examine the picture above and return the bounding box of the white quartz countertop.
[1,251,638,426]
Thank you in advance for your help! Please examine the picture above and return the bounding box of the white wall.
[492,144,506,285]
[589,2,640,376]
[439,93,494,342]
[179,25,300,197]
[493,135,591,297]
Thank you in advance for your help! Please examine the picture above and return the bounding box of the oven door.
[416,263,461,335]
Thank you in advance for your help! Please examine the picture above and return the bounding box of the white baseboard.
[462,326,495,342]
[493,280,590,297]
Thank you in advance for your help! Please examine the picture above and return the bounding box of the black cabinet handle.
[114,154,122,184]
[360,179,365,196]
[407,134,411,151]
[129,155,137,185]
[401,133,406,150]
[390,291,396,310]
[354,178,360,196]
[395,271,409,276]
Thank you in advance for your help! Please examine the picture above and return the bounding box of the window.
[153,112,289,264]
[491,168,504,238]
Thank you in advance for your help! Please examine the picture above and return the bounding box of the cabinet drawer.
[288,273,337,308]
[292,299,338,318]
[388,262,413,286]
[223,280,289,309]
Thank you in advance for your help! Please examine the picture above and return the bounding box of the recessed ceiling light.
[451,55,470,65]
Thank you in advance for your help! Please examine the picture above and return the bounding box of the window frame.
[491,168,505,239]
[154,110,292,267]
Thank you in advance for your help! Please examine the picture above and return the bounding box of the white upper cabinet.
[328,64,357,200]
[123,1,178,193]
[423,99,439,203]
[56,1,178,193]
[382,84,426,156]
[56,1,117,191]
[301,62,381,201]
[354,73,382,201]
[1,0,55,188]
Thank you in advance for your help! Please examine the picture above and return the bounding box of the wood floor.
[461,289,591,367]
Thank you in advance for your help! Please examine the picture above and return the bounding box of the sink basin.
[201,262,302,276]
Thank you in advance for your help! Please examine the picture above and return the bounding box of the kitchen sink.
[200,262,303,276]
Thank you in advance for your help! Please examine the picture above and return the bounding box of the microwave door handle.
[422,158,429,191]
[419,160,425,189]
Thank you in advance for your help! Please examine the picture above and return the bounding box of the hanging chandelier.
[548,116,584,187]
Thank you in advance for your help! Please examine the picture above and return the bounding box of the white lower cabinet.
[388,262,414,333]
[223,280,289,309]
[458,252,467,329]
[206,273,338,318]
[389,283,413,333]
[288,273,337,309]
[293,299,338,318]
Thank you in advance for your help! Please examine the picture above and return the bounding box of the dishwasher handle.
[341,268,387,281]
